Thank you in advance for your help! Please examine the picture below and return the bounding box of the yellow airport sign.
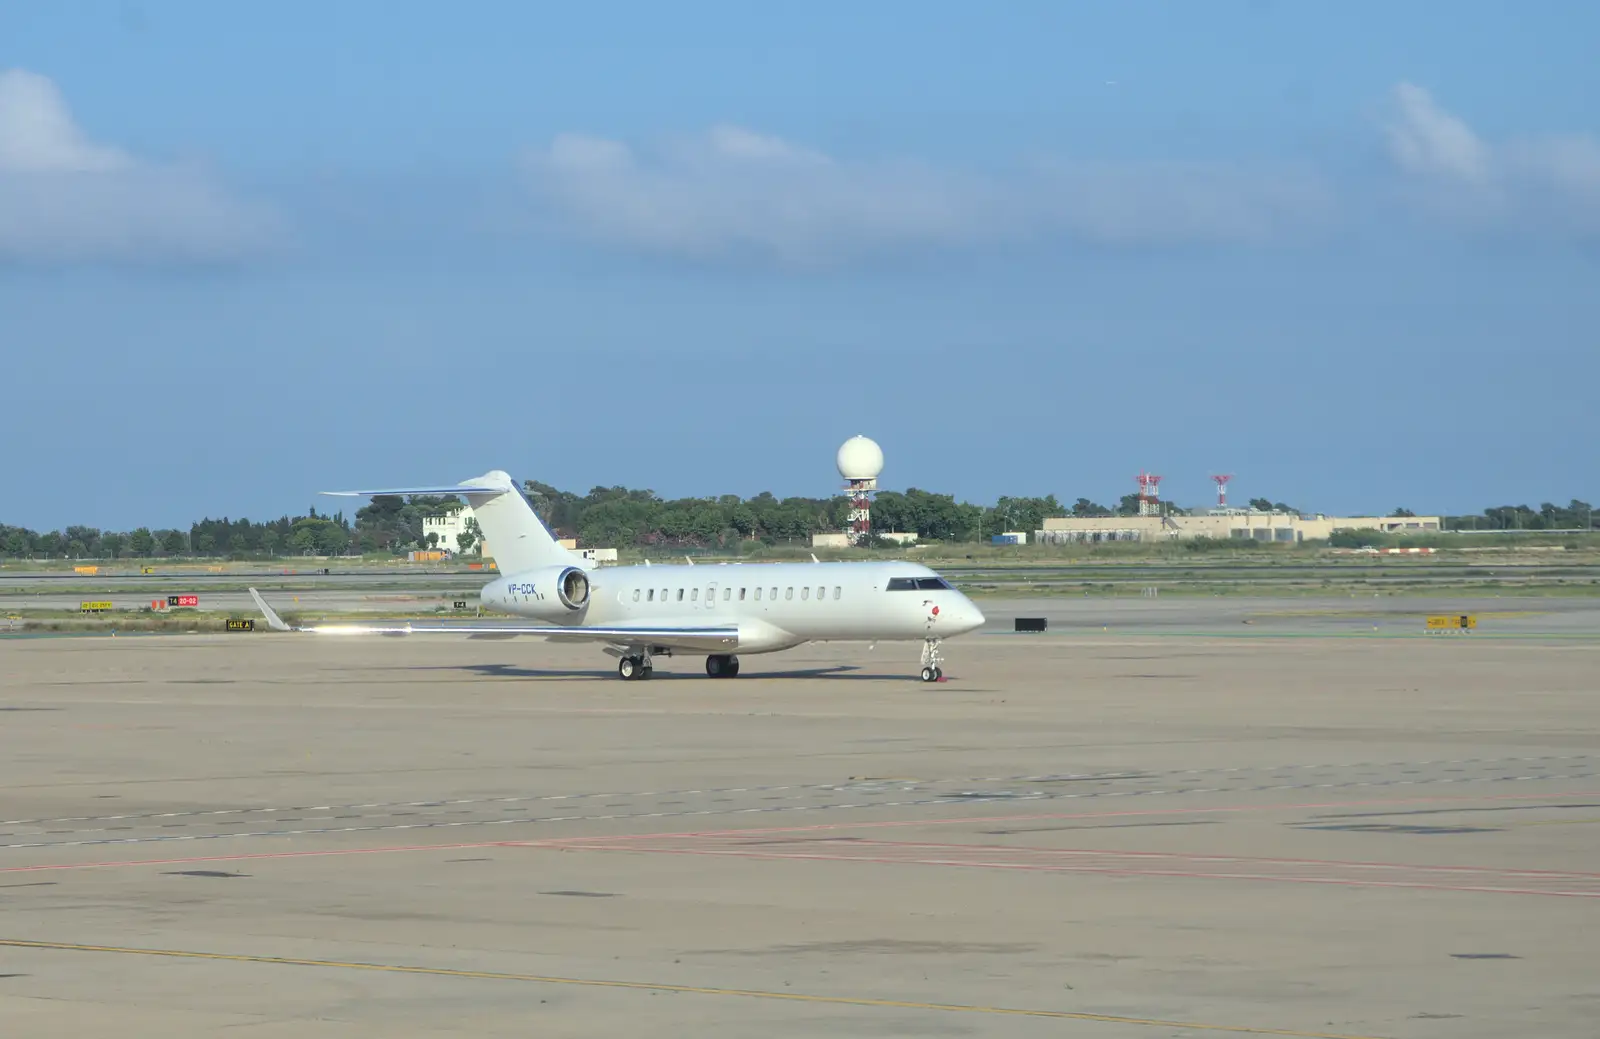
[1425,614,1477,632]
[74,565,98,575]
[80,601,112,613]
[226,618,255,632]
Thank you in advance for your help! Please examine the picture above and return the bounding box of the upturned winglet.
[248,587,293,632]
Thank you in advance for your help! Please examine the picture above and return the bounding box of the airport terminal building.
[1033,510,1442,544]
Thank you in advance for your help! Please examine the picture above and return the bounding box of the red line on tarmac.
[3,789,1595,877]
[771,838,1600,881]
[0,841,527,876]
[543,844,1600,899]
[515,788,1600,846]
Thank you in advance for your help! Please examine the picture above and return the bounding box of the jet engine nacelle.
[491,565,591,613]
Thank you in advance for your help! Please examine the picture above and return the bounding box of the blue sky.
[3,1,1597,530]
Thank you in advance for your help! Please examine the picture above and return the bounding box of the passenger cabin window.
[647,589,655,601]
[801,587,810,600]
[676,589,684,601]
[816,586,824,600]
[886,576,953,591]
[833,586,841,599]
[739,588,747,601]
[770,587,778,599]
[632,589,640,602]
[724,587,732,601]
[754,587,762,601]
[785,587,793,600]
[691,588,699,601]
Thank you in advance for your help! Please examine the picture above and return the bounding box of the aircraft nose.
[953,595,986,633]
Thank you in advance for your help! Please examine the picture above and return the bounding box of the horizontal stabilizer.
[320,485,515,499]
[318,486,505,499]
[320,469,521,499]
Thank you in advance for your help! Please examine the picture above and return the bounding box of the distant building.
[422,505,479,555]
[421,506,621,566]
[812,531,919,548]
[1035,511,1441,545]
[557,539,619,565]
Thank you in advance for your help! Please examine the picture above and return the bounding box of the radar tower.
[836,435,884,546]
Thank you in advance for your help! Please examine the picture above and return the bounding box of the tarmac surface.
[1,597,1597,1037]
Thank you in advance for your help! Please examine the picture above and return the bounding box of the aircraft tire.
[920,666,937,683]
[619,656,640,680]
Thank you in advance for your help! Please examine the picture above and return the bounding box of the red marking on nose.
[931,606,940,616]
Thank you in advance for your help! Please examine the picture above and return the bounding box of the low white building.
[811,531,919,548]
[422,505,480,555]
[422,508,621,565]
[1035,511,1443,545]
[557,539,619,565]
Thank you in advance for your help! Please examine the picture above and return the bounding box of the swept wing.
[247,588,738,651]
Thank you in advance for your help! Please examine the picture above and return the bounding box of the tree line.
[1,486,1593,560]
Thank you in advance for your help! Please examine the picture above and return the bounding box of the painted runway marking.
[5,790,1594,876]
[1,767,1595,850]
[552,838,1600,898]
[515,789,1600,845]
[0,937,1393,1038]
[822,839,1600,880]
[0,754,1588,829]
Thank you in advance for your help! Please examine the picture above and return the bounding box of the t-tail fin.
[321,470,582,575]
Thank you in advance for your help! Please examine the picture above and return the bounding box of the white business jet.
[248,470,985,682]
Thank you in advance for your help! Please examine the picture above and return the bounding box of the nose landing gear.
[919,638,945,683]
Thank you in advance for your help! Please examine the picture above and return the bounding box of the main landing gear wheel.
[619,655,653,681]
[919,638,946,683]
[706,654,740,678]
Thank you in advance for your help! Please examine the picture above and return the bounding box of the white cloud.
[1385,83,1492,184]
[0,69,282,263]
[521,124,1332,263]
[1383,82,1600,234]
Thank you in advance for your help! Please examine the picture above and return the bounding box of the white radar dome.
[836,435,884,481]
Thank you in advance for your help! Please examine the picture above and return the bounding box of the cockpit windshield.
[886,576,952,591]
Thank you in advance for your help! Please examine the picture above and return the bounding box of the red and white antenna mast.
[1211,473,1233,509]
[1136,471,1163,516]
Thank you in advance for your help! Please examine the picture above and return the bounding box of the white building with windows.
[422,506,619,564]
[1035,511,1442,545]
[422,505,480,555]
[556,539,619,565]
[811,531,919,548]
